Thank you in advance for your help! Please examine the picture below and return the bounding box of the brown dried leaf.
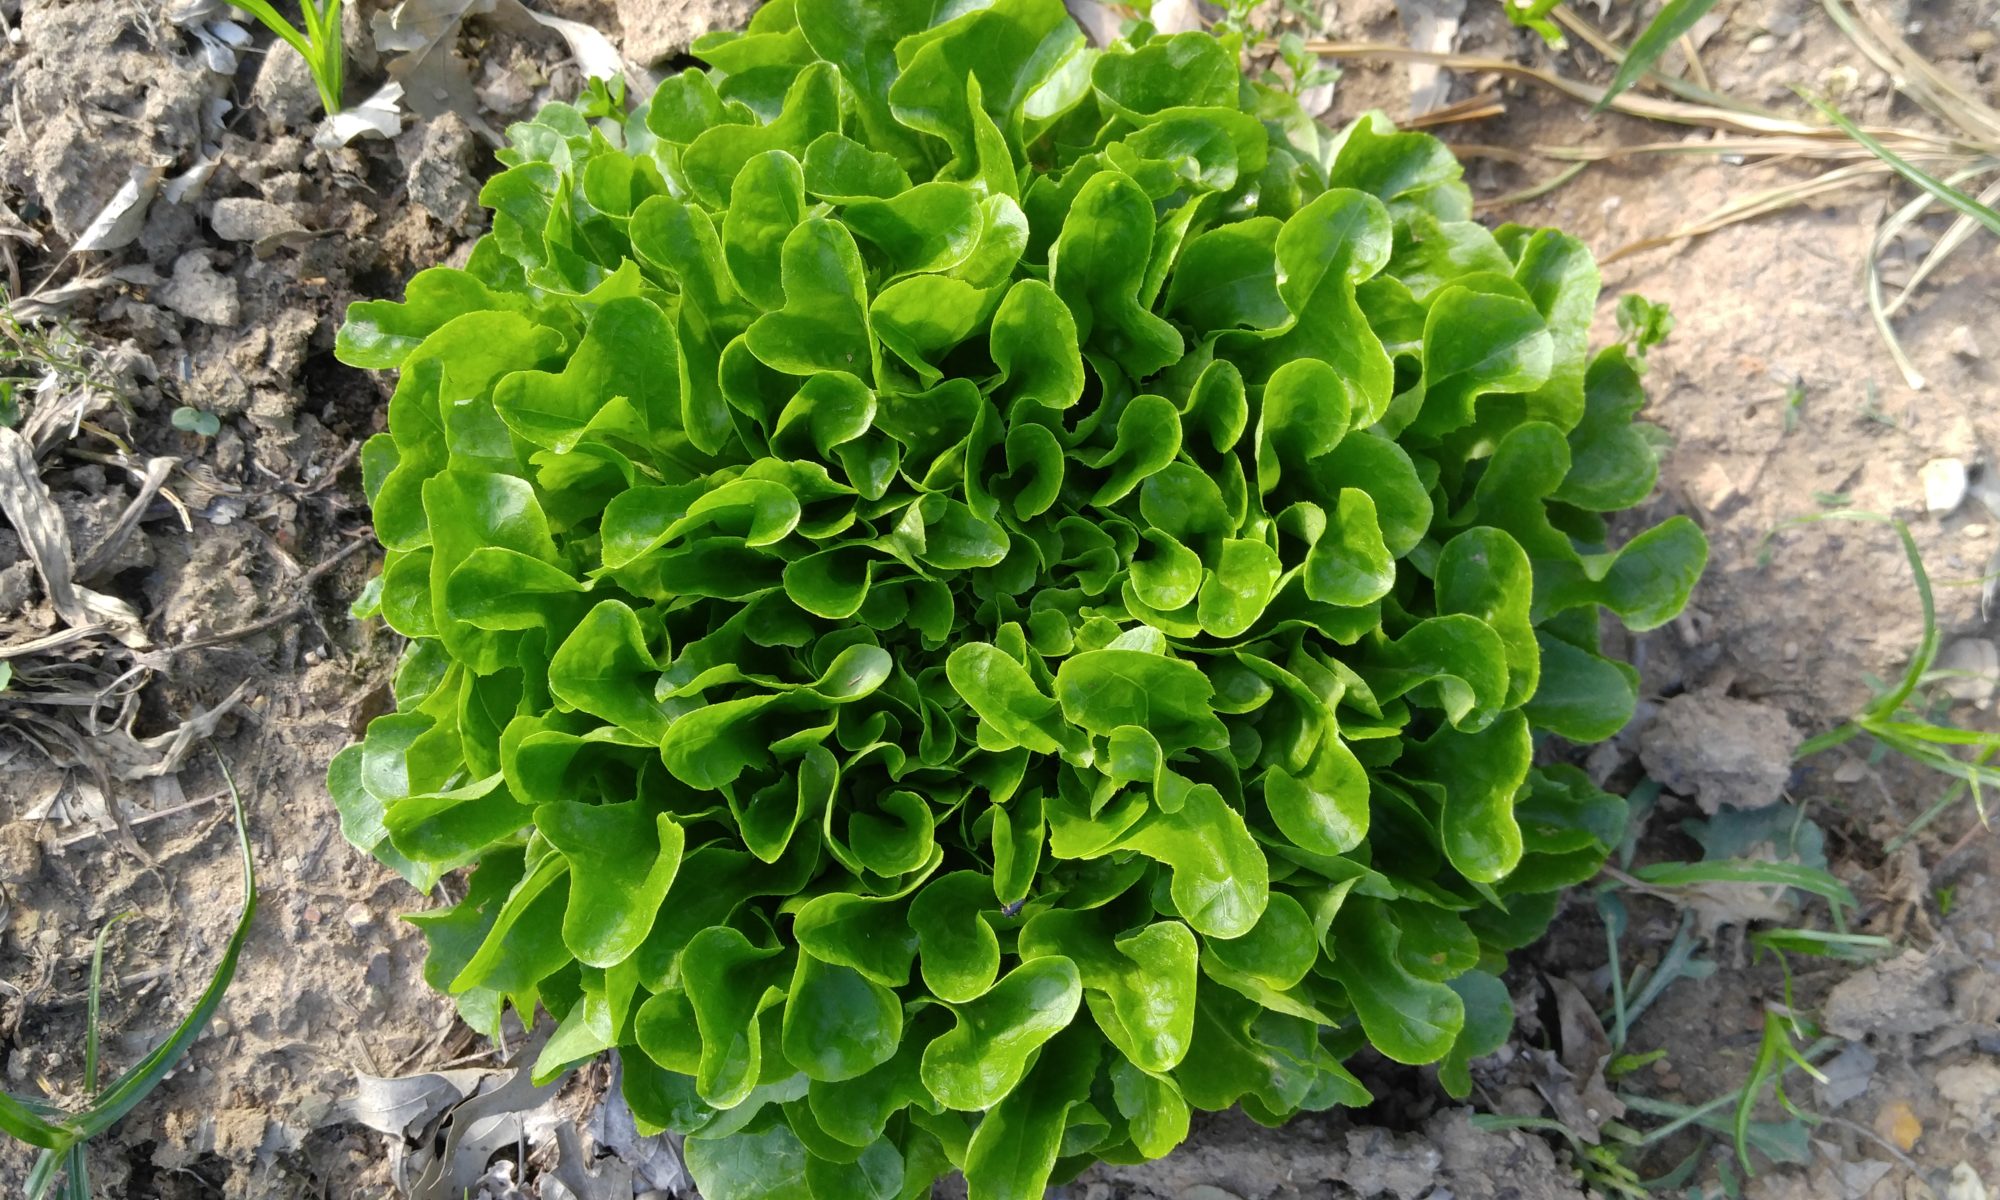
[0,428,148,647]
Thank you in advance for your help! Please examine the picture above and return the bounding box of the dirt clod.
[399,112,480,232]
[1077,1108,1582,1199]
[156,523,260,640]
[250,43,323,132]
[0,559,39,616]
[1936,1063,2000,1132]
[158,250,241,326]
[1637,690,1802,812]
[0,823,42,887]
[4,4,210,239]
[614,0,760,63]
[209,197,306,250]
[1823,950,1954,1041]
[1935,638,2000,705]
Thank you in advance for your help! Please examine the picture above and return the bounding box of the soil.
[0,0,1994,1197]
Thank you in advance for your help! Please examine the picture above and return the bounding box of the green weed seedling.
[0,297,126,429]
[1779,383,1805,436]
[0,762,255,1199]
[1494,0,1726,109]
[170,405,221,437]
[226,0,345,116]
[1586,783,1890,1189]
[1788,513,2000,846]
[1580,511,1980,1192]
[1471,1112,1651,1198]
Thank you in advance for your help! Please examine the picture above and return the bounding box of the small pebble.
[1874,1099,1922,1151]
[1922,457,1969,514]
[1946,1164,1988,1200]
[1747,33,1778,52]
[303,906,322,924]
[343,902,373,932]
[1935,639,1999,704]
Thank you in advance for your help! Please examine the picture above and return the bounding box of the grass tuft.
[224,0,346,116]
[0,756,255,1199]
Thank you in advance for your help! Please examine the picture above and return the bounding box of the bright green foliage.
[1593,0,1722,109]
[224,0,345,117]
[331,4,1704,1197]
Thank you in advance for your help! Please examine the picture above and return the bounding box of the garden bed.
[0,0,1994,1196]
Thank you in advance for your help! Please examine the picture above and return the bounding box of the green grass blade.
[1470,1112,1589,1152]
[1794,721,1863,759]
[220,0,313,61]
[1800,90,2000,237]
[1626,1037,1839,1149]
[1748,928,1893,959]
[302,0,345,113]
[0,1091,70,1152]
[1883,738,1998,845]
[1871,720,2000,748]
[1632,859,1855,911]
[1857,516,1937,719]
[226,0,344,114]
[323,1,345,115]
[1593,0,1722,111]
[1735,1014,1826,1171]
[71,760,256,1140]
[26,1148,60,1200]
[1776,512,1936,720]
[1603,906,1629,1051]
[1869,733,1996,824]
[1616,909,1703,1034]
[84,913,134,1097]
[1885,173,2000,316]
[26,1144,87,1200]
[7,1094,66,1118]
[62,1146,88,1200]
[1782,511,1993,831]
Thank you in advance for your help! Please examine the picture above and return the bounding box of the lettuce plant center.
[327,2,1708,1197]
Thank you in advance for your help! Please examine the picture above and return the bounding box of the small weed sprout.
[225,0,345,116]
[1789,514,2000,840]
[170,405,222,437]
[0,760,255,1200]
[0,299,129,430]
